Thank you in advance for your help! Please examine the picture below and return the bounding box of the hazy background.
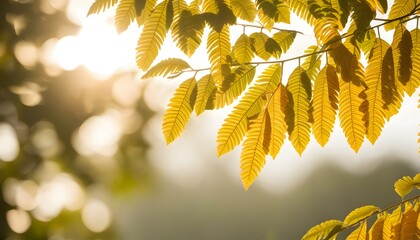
[0,0,418,239]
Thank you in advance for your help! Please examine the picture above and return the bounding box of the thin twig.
[235,23,304,35]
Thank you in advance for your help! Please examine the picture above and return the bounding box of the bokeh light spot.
[82,199,112,233]
[0,123,20,162]
[6,209,31,234]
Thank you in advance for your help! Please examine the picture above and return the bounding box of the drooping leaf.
[88,0,119,15]
[207,25,231,85]
[287,66,312,155]
[233,34,254,64]
[344,205,380,226]
[240,109,270,190]
[346,221,367,240]
[314,17,341,45]
[230,0,257,22]
[216,64,257,108]
[302,45,322,81]
[409,29,420,95]
[162,78,197,144]
[142,58,191,79]
[375,0,388,14]
[257,0,290,30]
[383,206,402,240]
[368,214,386,240]
[267,83,288,158]
[364,38,394,144]
[302,220,343,240]
[195,75,216,115]
[136,0,170,70]
[172,6,205,57]
[394,176,415,198]
[136,0,157,26]
[284,0,315,25]
[115,0,137,33]
[312,64,339,147]
[330,43,367,152]
[272,31,297,53]
[217,63,281,156]
[331,0,350,28]
[385,0,417,31]
[250,32,272,61]
[400,202,419,240]
[350,0,375,42]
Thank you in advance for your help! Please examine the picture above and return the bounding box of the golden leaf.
[230,0,257,22]
[268,83,288,158]
[115,0,137,33]
[346,221,367,240]
[195,75,216,115]
[233,34,254,64]
[142,58,191,79]
[162,78,197,144]
[344,205,380,226]
[207,25,231,85]
[385,0,417,31]
[302,220,343,240]
[88,0,119,15]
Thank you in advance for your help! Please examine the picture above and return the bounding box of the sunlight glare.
[53,36,80,71]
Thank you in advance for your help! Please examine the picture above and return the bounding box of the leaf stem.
[234,23,304,35]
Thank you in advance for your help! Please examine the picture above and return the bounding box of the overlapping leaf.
[257,0,290,30]
[136,0,170,70]
[230,0,257,22]
[312,64,339,147]
[410,29,420,95]
[385,0,417,31]
[400,202,419,240]
[365,38,394,144]
[216,64,256,108]
[284,0,315,25]
[302,45,322,81]
[250,32,272,60]
[368,214,386,240]
[240,109,270,190]
[330,44,367,152]
[268,83,288,158]
[217,64,281,156]
[287,66,312,155]
[88,0,119,15]
[272,31,296,53]
[136,0,157,25]
[233,34,254,64]
[346,221,367,240]
[195,75,216,115]
[207,25,231,85]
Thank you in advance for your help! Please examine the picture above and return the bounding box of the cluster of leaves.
[88,0,420,189]
[302,172,420,240]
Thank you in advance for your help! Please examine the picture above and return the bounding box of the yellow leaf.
[136,0,157,26]
[330,44,367,152]
[268,83,288,158]
[409,29,420,95]
[400,202,419,240]
[88,0,119,15]
[115,0,137,33]
[257,0,290,30]
[385,0,416,31]
[301,45,322,81]
[250,32,271,61]
[314,17,340,45]
[216,64,256,108]
[230,0,257,22]
[272,31,297,53]
[171,4,205,57]
[368,214,386,240]
[387,24,411,119]
[383,206,402,239]
[142,58,191,79]
[346,221,367,240]
[233,34,254,64]
[240,109,270,190]
[365,38,394,144]
[195,75,216,115]
[302,220,343,240]
[344,205,380,226]
[415,201,420,239]
[394,176,414,198]
[287,66,311,155]
[136,0,170,70]
[207,25,231,85]
[284,0,315,25]
[312,64,339,147]
[217,64,281,156]
[162,78,197,144]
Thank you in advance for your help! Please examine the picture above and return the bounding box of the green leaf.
[195,75,216,115]
[162,78,197,144]
[136,0,170,71]
[302,220,344,240]
[88,0,119,15]
[344,205,380,226]
[142,58,191,79]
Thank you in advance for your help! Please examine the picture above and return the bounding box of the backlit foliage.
[88,0,420,189]
[303,172,420,240]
